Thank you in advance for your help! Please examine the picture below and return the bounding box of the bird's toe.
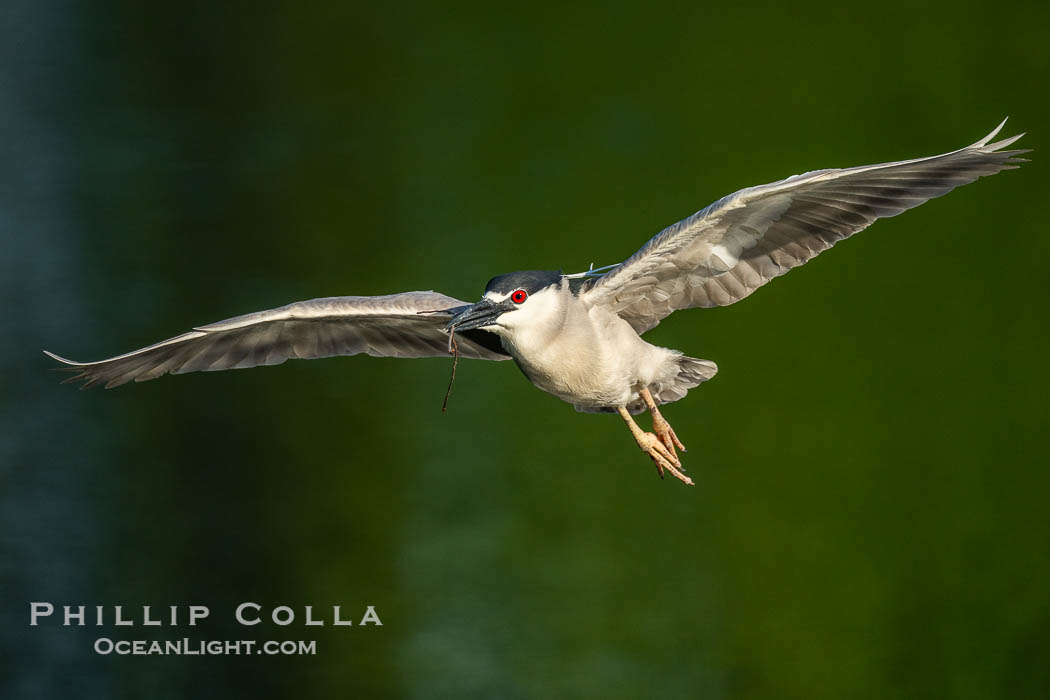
[639,432,692,485]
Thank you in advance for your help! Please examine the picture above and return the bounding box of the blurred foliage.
[2,1,1048,698]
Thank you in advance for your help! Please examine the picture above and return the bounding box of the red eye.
[511,289,527,304]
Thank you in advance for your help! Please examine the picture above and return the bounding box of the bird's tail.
[574,355,717,414]
[652,355,717,405]
[624,355,718,411]
[637,354,718,411]
[676,355,718,388]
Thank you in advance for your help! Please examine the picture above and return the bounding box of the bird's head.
[443,270,564,336]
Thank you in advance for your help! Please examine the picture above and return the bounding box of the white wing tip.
[970,117,1013,149]
[43,350,83,366]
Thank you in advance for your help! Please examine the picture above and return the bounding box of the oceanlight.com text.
[93,638,317,656]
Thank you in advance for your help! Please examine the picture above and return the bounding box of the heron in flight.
[46,121,1028,485]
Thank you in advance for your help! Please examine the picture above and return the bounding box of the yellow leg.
[639,387,686,460]
[617,406,694,486]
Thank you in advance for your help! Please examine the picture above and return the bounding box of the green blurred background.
[2,1,1048,698]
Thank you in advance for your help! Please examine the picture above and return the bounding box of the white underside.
[486,282,714,410]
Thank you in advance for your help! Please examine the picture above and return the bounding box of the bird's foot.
[617,404,693,486]
[651,412,686,461]
[636,431,694,486]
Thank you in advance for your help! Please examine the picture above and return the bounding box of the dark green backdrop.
[3,1,1048,698]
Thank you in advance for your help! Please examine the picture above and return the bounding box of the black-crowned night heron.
[46,121,1028,485]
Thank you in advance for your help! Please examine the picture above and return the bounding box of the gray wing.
[45,291,510,388]
[581,120,1028,333]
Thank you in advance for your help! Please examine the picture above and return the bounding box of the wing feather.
[46,291,509,388]
[582,120,1028,332]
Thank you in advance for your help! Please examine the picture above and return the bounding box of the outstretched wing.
[46,291,509,388]
[581,120,1028,333]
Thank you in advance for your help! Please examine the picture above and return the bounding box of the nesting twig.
[442,324,459,412]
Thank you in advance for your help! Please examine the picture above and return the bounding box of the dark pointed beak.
[443,298,503,333]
